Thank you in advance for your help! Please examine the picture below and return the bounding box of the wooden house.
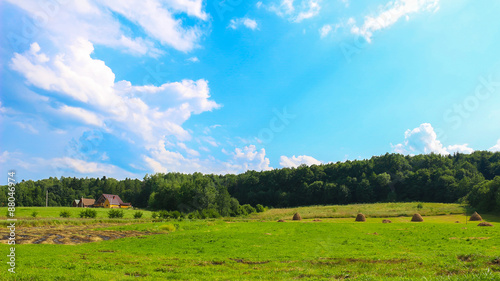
[94,194,131,209]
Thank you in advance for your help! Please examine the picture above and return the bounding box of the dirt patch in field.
[230,258,270,265]
[314,257,406,265]
[0,224,158,245]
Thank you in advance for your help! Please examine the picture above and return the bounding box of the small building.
[94,194,132,209]
[78,198,96,208]
[72,199,80,207]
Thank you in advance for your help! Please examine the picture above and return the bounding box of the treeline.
[1,151,500,213]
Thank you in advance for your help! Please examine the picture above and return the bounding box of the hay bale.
[469,212,483,221]
[382,219,392,223]
[455,221,460,223]
[355,213,366,222]
[277,219,285,222]
[292,213,302,221]
[411,213,423,222]
[477,222,493,227]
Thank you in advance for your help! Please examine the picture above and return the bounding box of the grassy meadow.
[1,203,499,280]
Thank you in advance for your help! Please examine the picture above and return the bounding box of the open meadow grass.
[1,203,499,280]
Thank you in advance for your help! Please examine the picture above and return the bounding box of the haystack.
[355,213,366,222]
[411,213,424,222]
[277,219,285,222]
[477,222,493,227]
[292,213,302,221]
[382,219,392,223]
[469,212,483,221]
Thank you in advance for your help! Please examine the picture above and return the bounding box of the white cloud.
[490,139,500,152]
[7,0,207,54]
[341,0,350,8]
[233,145,272,171]
[447,144,474,154]
[280,155,322,168]
[187,56,199,63]
[319,24,332,38]
[294,0,321,22]
[229,18,259,30]
[348,0,440,42]
[265,0,321,22]
[392,123,474,155]
[10,40,220,145]
[15,122,39,134]
[59,105,104,127]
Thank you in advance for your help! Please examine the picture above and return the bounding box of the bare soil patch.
[0,224,157,245]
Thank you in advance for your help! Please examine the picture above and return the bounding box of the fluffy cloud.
[280,155,322,168]
[348,0,439,42]
[143,143,272,174]
[228,18,259,30]
[6,0,207,54]
[490,139,500,152]
[233,145,272,171]
[319,24,332,38]
[10,40,220,145]
[392,123,474,155]
[264,0,321,23]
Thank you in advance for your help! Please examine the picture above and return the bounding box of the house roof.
[102,194,124,205]
[81,198,95,206]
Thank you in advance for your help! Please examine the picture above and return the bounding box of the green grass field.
[1,203,499,280]
[0,206,154,219]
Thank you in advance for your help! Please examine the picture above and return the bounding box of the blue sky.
[1,0,500,182]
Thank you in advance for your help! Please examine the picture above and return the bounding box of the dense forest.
[2,151,500,214]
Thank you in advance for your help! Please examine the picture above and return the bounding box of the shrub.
[242,204,256,215]
[159,224,176,232]
[59,210,71,218]
[133,211,143,219]
[201,208,221,219]
[151,212,158,219]
[256,204,266,213]
[188,211,200,219]
[417,203,424,209]
[170,210,181,219]
[158,210,171,219]
[108,209,124,218]
[79,209,97,218]
[31,211,38,218]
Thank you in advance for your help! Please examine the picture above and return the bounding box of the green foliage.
[417,203,423,209]
[158,224,176,232]
[151,212,158,219]
[255,204,266,213]
[108,209,124,218]
[1,151,500,214]
[79,209,97,218]
[133,211,143,219]
[31,211,38,218]
[59,210,71,218]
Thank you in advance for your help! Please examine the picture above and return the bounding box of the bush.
[108,209,124,218]
[188,211,200,219]
[256,204,266,213]
[170,210,181,219]
[31,211,38,218]
[158,210,171,219]
[242,204,256,215]
[133,211,143,219]
[79,209,97,218]
[151,212,158,219]
[59,210,71,218]
[417,203,424,209]
[201,208,221,219]
[159,224,176,232]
